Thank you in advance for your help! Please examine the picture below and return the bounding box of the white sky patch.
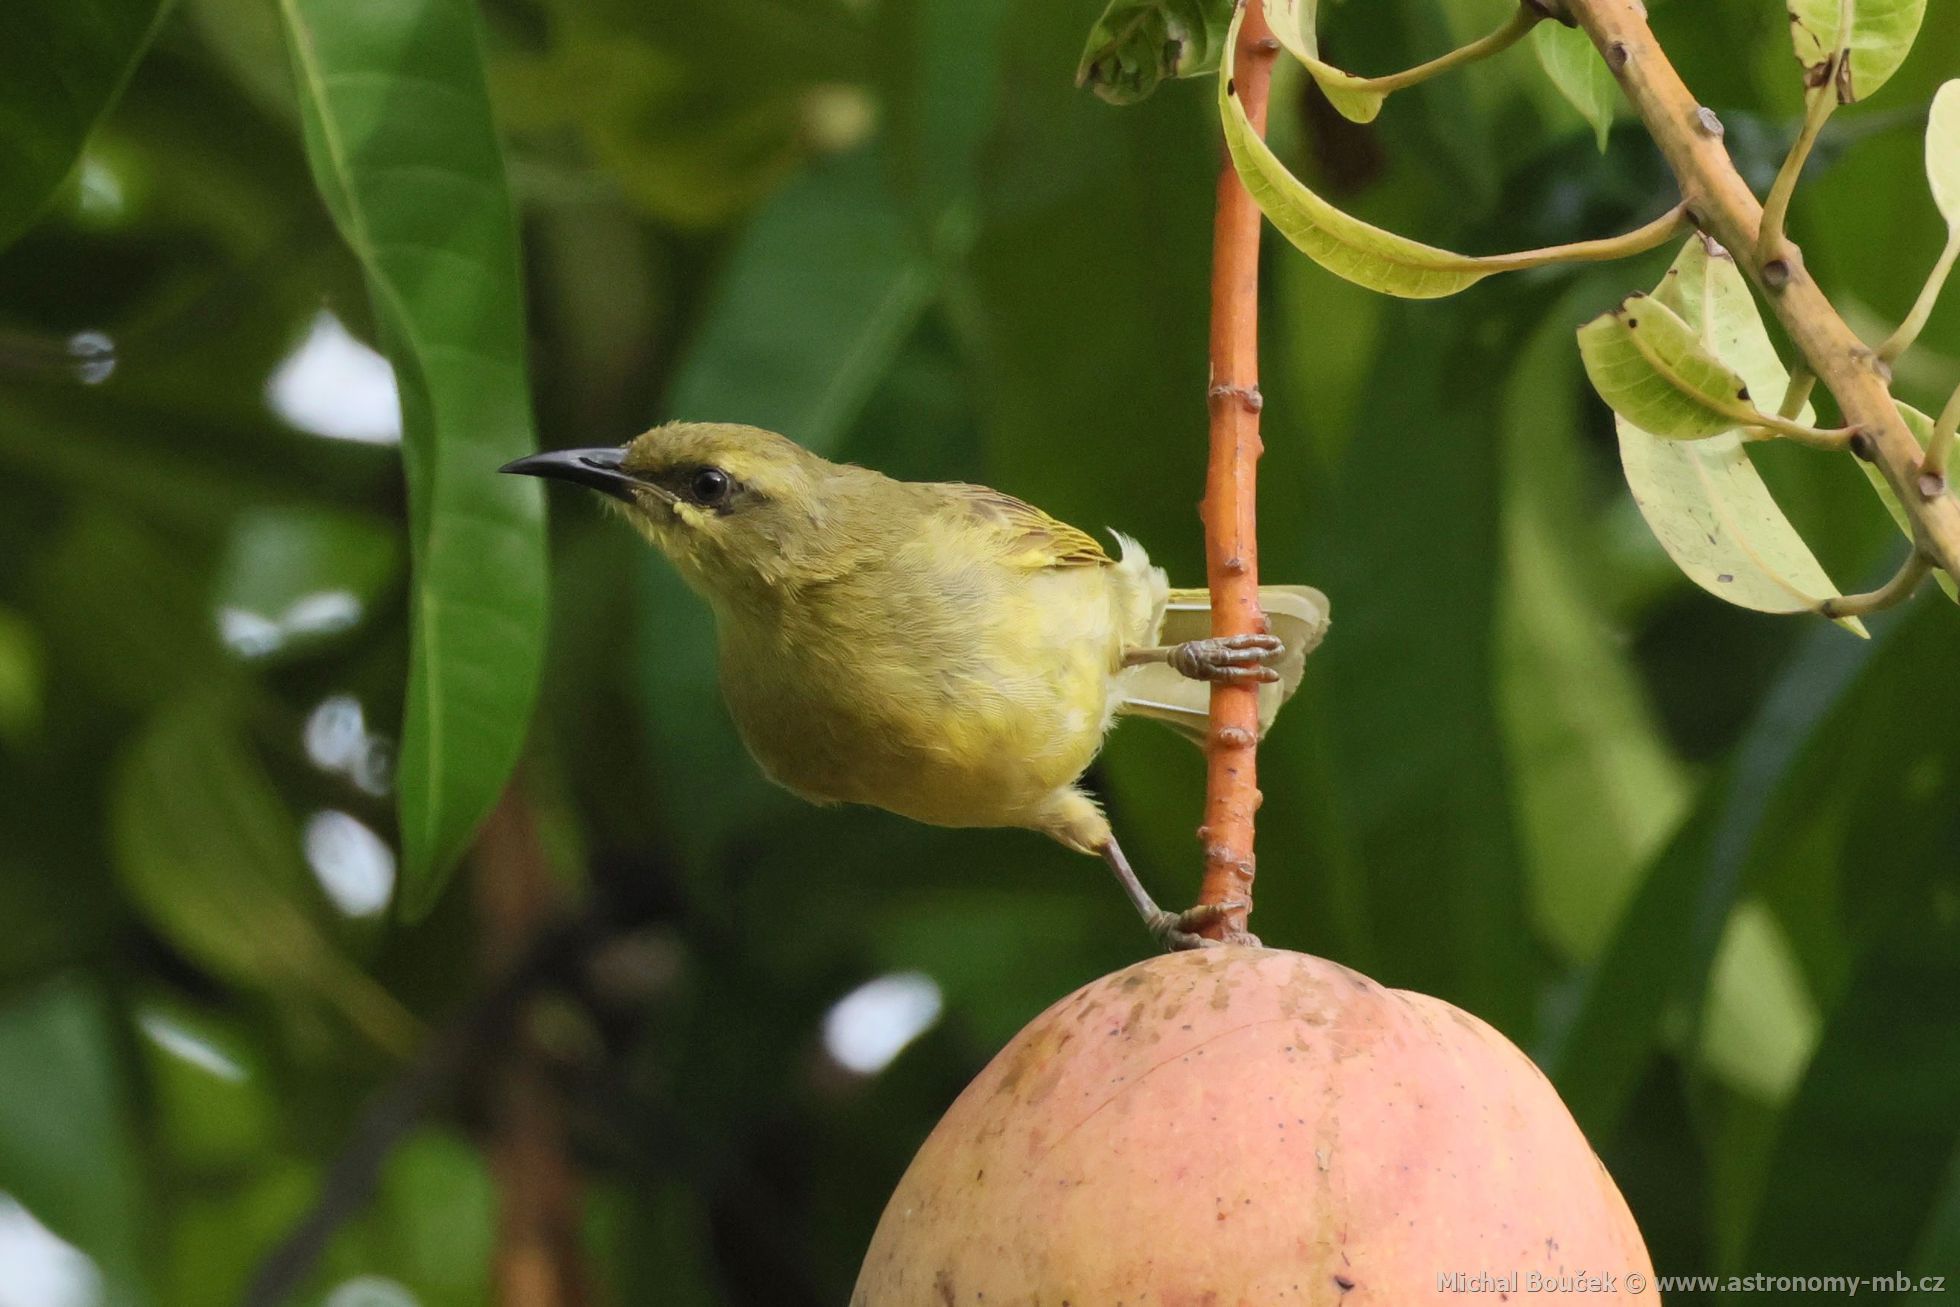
[303,695,393,796]
[68,331,115,385]
[73,157,124,224]
[304,810,396,918]
[0,1196,101,1307]
[267,311,403,444]
[822,971,944,1076]
[218,589,362,659]
[137,1011,247,1084]
[323,1277,420,1307]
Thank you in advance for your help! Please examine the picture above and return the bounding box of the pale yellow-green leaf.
[1700,901,1821,1104]
[1500,304,1689,963]
[1615,238,1864,632]
[1531,20,1617,152]
[1856,401,1959,601]
[1787,0,1925,102]
[1929,79,1960,228]
[1578,293,1765,440]
[1263,0,1386,123]
[1222,8,1494,298]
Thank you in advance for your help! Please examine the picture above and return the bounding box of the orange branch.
[1196,0,1277,939]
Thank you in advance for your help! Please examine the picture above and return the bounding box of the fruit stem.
[1196,0,1277,940]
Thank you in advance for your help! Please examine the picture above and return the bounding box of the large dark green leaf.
[1543,615,1885,1136]
[277,0,549,916]
[1742,859,1960,1275]
[1304,301,1539,1031]
[1499,297,1689,964]
[665,147,937,446]
[0,0,170,249]
[0,979,148,1305]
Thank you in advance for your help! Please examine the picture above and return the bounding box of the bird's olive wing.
[941,484,1111,569]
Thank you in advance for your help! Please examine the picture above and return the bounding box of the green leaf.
[0,605,41,745]
[1742,860,1960,1276]
[1787,0,1926,102]
[1221,5,1647,300]
[1856,402,1958,601]
[277,0,549,915]
[1075,0,1231,106]
[0,979,148,1306]
[668,148,937,444]
[112,696,418,1055]
[1263,0,1387,123]
[1542,615,1884,1137]
[0,0,171,249]
[1220,12,1490,298]
[1499,298,1690,963]
[1578,292,1769,441]
[1931,79,1960,227]
[1300,301,1540,1031]
[1531,19,1617,152]
[1612,238,1862,629]
[1697,900,1821,1103]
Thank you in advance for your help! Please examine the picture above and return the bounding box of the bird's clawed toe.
[1167,634,1286,685]
[1148,900,1260,951]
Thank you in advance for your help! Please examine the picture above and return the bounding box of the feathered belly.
[715,568,1137,831]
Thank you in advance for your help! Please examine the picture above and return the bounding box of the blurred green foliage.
[0,0,1956,1303]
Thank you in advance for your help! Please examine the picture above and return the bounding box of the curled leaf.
[1613,239,1862,632]
[1076,0,1232,105]
[1222,6,1681,299]
[1578,293,1765,441]
[1220,7,1492,297]
[1786,0,1925,102]
[1262,0,1386,123]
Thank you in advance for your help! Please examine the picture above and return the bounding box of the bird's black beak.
[500,446,649,502]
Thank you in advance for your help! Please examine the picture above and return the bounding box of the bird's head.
[502,421,844,599]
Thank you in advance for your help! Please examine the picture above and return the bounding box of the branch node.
[1214,725,1256,749]
[1606,41,1630,70]
[1761,258,1792,289]
[1254,36,1280,53]
[1848,429,1876,462]
[1919,471,1948,500]
[1693,106,1724,139]
[1208,381,1264,412]
[1524,0,1574,25]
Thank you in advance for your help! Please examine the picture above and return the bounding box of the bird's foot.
[1168,634,1284,686]
[1147,900,1261,951]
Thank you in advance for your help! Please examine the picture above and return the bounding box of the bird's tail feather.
[1118,585,1330,745]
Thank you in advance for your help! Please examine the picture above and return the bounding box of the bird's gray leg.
[1099,836,1250,952]
[1121,633,1284,686]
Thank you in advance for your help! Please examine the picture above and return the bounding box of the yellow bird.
[504,422,1328,948]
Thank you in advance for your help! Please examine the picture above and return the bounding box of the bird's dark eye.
[689,467,731,505]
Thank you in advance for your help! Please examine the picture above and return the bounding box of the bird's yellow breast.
[711,522,1163,833]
